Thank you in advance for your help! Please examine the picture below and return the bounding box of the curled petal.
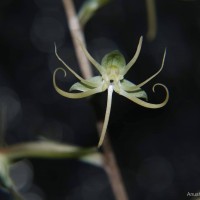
[122,36,143,75]
[53,68,105,98]
[117,83,169,109]
[54,43,99,87]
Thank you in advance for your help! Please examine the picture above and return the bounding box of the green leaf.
[101,50,126,70]
[2,141,97,161]
[0,141,100,199]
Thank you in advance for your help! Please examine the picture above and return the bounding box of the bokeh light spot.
[136,156,174,193]
[10,160,33,192]
[30,17,65,53]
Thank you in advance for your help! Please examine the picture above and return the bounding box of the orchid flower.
[53,36,169,147]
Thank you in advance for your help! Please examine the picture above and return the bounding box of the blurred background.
[0,0,200,199]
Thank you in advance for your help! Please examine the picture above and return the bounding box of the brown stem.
[97,122,129,200]
[62,0,92,79]
[62,0,129,200]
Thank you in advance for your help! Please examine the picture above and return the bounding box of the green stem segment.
[98,84,113,147]
[146,0,157,41]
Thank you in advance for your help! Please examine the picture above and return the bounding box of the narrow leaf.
[1,141,97,161]
[78,0,111,27]
[80,153,103,167]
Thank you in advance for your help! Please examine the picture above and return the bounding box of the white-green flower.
[53,36,169,147]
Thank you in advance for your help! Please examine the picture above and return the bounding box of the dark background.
[0,0,200,199]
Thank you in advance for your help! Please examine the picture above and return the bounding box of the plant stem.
[97,121,129,200]
[146,0,157,41]
[62,0,129,200]
[62,0,92,79]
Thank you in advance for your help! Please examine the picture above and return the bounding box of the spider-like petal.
[70,76,102,92]
[70,82,93,92]
[122,36,143,75]
[54,43,99,87]
[121,79,141,91]
[125,90,148,101]
[120,79,148,100]
[126,49,166,92]
[53,68,105,98]
[117,83,169,109]
[98,85,113,147]
[76,39,103,74]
